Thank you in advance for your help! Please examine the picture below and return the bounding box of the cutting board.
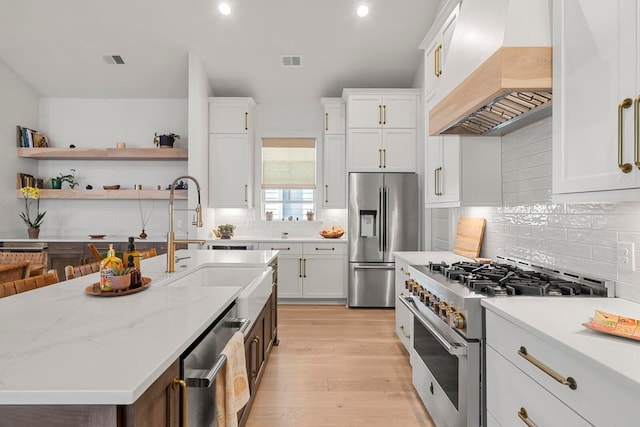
[453,217,486,259]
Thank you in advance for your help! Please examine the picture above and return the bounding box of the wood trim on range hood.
[429,46,552,136]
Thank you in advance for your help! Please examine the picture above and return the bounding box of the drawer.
[395,298,413,352]
[257,242,303,254]
[302,242,346,255]
[486,345,592,427]
[486,310,635,426]
[47,242,84,254]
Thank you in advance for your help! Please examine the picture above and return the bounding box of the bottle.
[123,237,141,270]
[100,244,123,292]
[127,254,143,289]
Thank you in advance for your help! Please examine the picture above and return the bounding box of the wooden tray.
[85,277,151,297]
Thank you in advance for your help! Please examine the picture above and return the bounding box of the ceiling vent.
[103,55,125,65]
[281,55,302,67]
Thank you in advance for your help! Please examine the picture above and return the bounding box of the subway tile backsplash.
[458,117,640,298]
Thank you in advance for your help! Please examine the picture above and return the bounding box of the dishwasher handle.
[185,318,251,388]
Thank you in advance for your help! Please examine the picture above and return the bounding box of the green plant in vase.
[57,168,79,189]
[217,224,235,239]
[19,186,46,238]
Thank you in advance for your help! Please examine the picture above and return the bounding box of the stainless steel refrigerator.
[348,172,419,307]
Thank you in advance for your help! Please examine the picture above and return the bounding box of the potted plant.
[19,186,46,238]
[110,268,132,291]
[217,224,235,239]
[53,169,78,189]
[154,133,180,148]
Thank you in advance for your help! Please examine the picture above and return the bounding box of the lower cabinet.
[394,256,413,352]
[0,360,181,427]
[257,242,347,300]
[485,309,636,426]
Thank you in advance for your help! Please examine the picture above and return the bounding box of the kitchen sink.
[167,266,272,324]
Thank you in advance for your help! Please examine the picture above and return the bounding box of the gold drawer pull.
[517,407,538,427]
[618,98,633,173]
[399,325,410,339]
[400,267,410,277]
[518,346,577,390]
[172,377,188,427]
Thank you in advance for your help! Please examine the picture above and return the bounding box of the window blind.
[262,137,316,189]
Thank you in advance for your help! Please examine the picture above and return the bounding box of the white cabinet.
[394,256,413,352]
[208,97,255,134]
[322,99,345,135]
[552,0,640,201]
[343,89,419,172]
[485,309,636,426]
[257,242,347,300]
[425,135,502,207]
[208,98,255,208]
[422,4,459,103]
[321,98,346,208]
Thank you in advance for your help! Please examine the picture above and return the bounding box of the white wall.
[456,117,640,301]
[34,98,188,238]
[0,59,40,236]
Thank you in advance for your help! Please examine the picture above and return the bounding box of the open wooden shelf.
[17,147,188,160]
[16,189,188,200]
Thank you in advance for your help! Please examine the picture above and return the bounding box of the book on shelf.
[16,126,49,148]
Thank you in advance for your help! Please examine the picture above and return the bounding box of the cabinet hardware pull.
[383,104,387,125]
[399,325,410,339]
[172,377,188,427]
[434,44,439,77]
[251,336,260,379]
[298,258,302,278]
[270,247,290,251]
[635,96,640,169]
[245,112,248,130]
[325,184,329,203]
[618,98,633,173]
[379,148,383,168]
[378,104,382,125]
[325,112,329,131]
[315,247,335,251]
[435,44,443,77]
[400,267,410,277]
[382,148,387,168]
[244,184,248,202]
[434,167,443,196]
[302,258,307,278]
[517,346,577,390]
[434,168,438,195]
[517,407,538,427]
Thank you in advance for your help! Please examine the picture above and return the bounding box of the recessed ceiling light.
[357,5,369,17]
[219,2,231,15]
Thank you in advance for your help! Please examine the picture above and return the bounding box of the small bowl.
[103,185,121,190]
[110,274,131,291]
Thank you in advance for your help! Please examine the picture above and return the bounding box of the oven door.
[399,296,481,427]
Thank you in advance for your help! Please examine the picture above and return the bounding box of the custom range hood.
[428,0,552,136]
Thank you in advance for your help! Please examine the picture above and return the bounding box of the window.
[262,137,316,220]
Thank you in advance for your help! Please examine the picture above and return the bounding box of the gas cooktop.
[412,258,613,298]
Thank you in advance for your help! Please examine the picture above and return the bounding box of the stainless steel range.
[398,256,614,427]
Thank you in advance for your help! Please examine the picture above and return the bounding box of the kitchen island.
[0,249,278,426]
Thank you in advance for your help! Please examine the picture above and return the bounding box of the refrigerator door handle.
[383,186,389,253]
[378,187,384,252]
[353,265,394,270]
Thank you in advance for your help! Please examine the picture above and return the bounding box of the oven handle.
[185,318,251,388]
[398,296,467,356]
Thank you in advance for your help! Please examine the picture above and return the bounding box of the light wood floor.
[246,305,436,427]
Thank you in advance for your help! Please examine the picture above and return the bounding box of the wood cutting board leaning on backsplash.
[453,217,486,259]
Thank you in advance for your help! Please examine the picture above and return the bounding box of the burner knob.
[405,279,415,290]
[421,291,431,303]
[446,306,456,321]
[429,295,440,312]
[438,301,449,319]
[451,311,466,329]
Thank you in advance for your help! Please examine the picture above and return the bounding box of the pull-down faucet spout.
[167,175,206,272]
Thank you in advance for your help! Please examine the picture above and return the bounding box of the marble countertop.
[1,235,348,244]
[482,297,640,394]
[0,249,278,405]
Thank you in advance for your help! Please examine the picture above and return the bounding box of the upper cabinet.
[321,98,346,208]
[423,4,459,103]
[425,135,502,207]
[343,89,419,172]
[208,98,255,134]
[552,0,640,201]
[208,98,255,208]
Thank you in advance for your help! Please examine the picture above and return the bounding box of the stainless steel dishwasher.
[179,303,251,427]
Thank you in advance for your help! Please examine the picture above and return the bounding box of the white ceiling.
[0,0,441,102]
